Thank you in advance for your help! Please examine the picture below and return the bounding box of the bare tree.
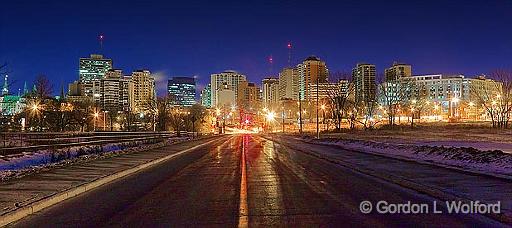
[326,71,355,130]
[378,77,416,127]
[33,75,53,100]
[471,70,512,128]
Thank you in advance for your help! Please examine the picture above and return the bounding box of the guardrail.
[0,132,188,156]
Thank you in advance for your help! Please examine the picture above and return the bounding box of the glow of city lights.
[266,112,275,121]
[452,97,460,103]
[411,99,417,104]
[93,112,99,118]
[469,102,475,107]
[321,104,326,110]
[245,119,250,124]
[263,107,268,113]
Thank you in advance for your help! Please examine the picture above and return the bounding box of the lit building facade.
[298,56,328,101]
[200,84,212,108]
[131,70,156,112]
[238,81,261,111]
[262,77,280,109]
[353,63,376,103]
[211,70,246,107]
[79,54,113,97]
[168,77,196,107]
[279,67,299,100]
[385,62,412,82]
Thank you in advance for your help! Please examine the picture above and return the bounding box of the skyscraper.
[353,63,376,103]
[298,56,328,101]
[79,54,113,97]
[385,62,412,82]
[200,84,212,108]
[262,77,280,109]
[168,77,196,107]
[278,67,299,100]
[131,70,155,112]
[210,70,247,107]
[237,81,261,111]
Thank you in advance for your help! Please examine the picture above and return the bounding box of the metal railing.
[0,132,187,156]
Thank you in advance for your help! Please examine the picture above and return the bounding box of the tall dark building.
[168,77,196,107]
[353,63,376,103]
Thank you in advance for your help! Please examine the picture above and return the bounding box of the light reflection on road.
[245,134,284,225]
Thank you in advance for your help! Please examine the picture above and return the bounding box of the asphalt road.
[11,134,505,227]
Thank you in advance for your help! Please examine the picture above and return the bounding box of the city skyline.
[2,0,512,96]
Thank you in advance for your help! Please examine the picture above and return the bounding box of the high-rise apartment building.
[89,69,132,112]
[211,70,247,107]
[237,81,260,111]
[353,63,376,102]
[279,67,299,100]
[385,62,412,82]
[262,77,280,109]
[200,84,212,108]
[298,56,328,101]
[131,70,155,112]
[168,77,196,107]
[79,54,113,97]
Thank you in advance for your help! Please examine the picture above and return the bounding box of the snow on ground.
[303,136,512,178]
[0,137,189,181]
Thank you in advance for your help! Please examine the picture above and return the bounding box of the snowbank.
[0,137,189,181]
[305,137,512,178]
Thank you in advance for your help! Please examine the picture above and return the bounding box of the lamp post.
[281,106,285,133]
[321,104,326,131]
[93,112,99,131]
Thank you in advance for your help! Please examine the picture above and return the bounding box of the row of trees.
[1,75,210,133]
[324,70,512,130]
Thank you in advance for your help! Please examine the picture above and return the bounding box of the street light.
[93,112,99,131]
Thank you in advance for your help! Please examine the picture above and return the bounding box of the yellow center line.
[238,135,249,228]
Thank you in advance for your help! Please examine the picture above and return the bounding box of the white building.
[279,67,299,100]
[211,70,247,108]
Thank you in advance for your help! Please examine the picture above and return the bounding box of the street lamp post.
[93,112,99,131]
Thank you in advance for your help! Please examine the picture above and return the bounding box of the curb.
[0,136,224,227]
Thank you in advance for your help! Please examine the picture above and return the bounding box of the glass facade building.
[168,77,196,107]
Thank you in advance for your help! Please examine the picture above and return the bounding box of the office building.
[79,54,113,97]
[168,77,196,107]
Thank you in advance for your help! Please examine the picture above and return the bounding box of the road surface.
[11,134,505,227]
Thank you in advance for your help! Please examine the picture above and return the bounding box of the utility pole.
[299,94,303,135]
[316,66,320,139]
[282,106,285,133]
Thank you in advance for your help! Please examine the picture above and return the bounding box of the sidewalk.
[0,136,222,218]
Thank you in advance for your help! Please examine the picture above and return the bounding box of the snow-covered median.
[303,137,512,179]
[0,137,189,181]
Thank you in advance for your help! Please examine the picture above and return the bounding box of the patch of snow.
[305,137,512,178]
[0,137,190,181]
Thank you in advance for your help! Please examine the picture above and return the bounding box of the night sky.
[1,0,511,96]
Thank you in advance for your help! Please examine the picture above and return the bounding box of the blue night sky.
[1,0,511,96]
